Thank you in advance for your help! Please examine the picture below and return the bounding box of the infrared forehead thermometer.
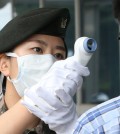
[74,37,97,66]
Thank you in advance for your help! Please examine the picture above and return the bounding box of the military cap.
[0,8,70,53]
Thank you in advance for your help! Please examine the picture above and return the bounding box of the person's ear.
[0,56,10,76]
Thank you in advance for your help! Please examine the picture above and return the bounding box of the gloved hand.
[21,56,90,134]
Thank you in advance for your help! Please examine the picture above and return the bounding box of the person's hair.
[40,122,56,134]
[33,121,56,134]
[113,0,120,21]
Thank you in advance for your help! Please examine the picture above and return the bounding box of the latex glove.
[21,56,90,134]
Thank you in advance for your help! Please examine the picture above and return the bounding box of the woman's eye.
[33,47,42,53]
[54,53,64,60]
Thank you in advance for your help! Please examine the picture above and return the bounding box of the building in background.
[0,0,119,114]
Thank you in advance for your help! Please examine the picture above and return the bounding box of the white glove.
[22,86,78,134]
[39,56,89,97]
[21,56,90,134]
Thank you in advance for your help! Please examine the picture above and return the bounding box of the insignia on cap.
[61,18,67,28]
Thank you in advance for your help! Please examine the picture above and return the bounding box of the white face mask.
[6,53,56,97]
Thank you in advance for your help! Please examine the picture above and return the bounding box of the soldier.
[0,7,89,134]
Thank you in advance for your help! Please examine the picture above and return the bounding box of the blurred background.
[0,0,119,114]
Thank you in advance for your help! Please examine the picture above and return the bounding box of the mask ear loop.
[0,73,4,110]
[5,52,18,82]
[5,52,18,58]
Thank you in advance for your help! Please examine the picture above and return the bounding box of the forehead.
[13,34,66,52]
[28,34,65,45]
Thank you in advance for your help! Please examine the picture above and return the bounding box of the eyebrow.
[28,39,66,52]
[55,45,66,52]
[29,39,47,46]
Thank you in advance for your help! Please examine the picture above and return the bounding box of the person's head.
[113,0,120,22]
[112,0,120,39]
[0,8,70,96]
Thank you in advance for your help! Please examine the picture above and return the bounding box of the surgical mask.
[6,53,56,97]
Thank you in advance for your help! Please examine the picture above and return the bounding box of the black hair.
[112,0,120,21]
